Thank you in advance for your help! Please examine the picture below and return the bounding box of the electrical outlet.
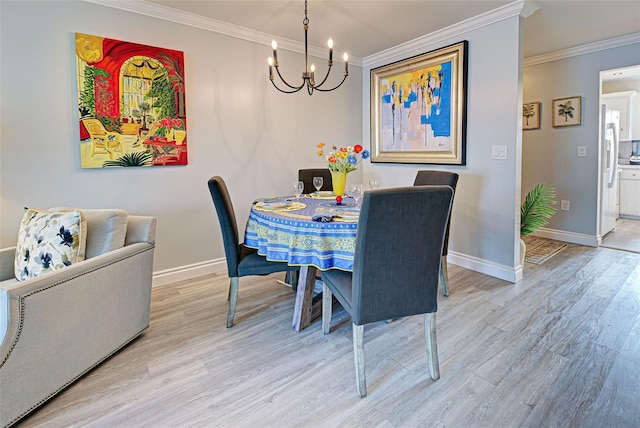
[561,200,570,211]
[578,146,587,157]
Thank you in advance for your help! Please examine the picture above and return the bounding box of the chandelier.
[268,0,348,95]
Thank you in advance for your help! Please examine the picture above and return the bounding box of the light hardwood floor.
[602,218,640,253]
[18,244,640,427]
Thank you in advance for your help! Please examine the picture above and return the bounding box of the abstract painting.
[76,33,187,168]
[370,41,467,165]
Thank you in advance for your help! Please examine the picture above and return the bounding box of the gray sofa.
[0,213,156,427]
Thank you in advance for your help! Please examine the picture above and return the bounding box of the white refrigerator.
[600,104,620,237]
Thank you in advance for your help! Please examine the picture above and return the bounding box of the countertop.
[618,160,640,169]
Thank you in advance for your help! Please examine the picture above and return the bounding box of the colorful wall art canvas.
[76,33,187,168]
[371,41,467,165]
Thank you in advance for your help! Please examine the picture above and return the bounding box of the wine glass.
[368,179,380,190]
[350,184,363,207]
[292,181,304,199]
[312,176,323,194]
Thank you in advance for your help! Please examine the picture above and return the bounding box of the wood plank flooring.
[16,244,640,427]
[601,218,640,253]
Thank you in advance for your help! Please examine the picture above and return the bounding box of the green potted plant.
[520,183,557,265]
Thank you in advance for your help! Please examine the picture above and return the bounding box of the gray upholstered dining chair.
[321,185,454,397]
[298,168,333,194]
[208,176,298,327]
[413,170,459,296]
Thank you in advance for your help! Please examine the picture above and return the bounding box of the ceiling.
[145,0,640,59]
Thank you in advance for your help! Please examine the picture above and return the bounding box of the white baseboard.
[152,258,227,288]
[154,253,524,288]
[152,228,600,289]
[532,228,599,247]
[447,251,521,284]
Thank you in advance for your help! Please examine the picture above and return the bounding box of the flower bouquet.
[157,117,183,140]
[316,143,370,203]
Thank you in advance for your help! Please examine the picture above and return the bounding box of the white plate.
[260,199,292,209]
[310,191,335,198]
[336,209,360,220]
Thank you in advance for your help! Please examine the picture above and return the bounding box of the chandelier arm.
[312,74,348,92]
[271,79,304,94]
[312,64,334,89]
[274,67,306,90]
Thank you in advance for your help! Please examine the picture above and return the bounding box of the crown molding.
[83,0,362,67]
[363,0,530,67]
[524,32,640,67]
[83,1,639,71]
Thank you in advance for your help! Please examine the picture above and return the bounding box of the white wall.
[362,16,525,282]
[523,44,640,243]
[0,1,363,279]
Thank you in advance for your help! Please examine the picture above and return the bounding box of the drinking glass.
[292,181,304,199]
[350,184,363,207]
[312,176,323,194]
[368,179,380,190]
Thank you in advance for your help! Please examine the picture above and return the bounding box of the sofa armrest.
[0,241,154,427]
[0,247,16,282]
[125,215,156,246]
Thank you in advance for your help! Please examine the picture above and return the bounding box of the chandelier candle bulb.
[343,52,349,74]
[271,40,278,64]
[268,57,273,78]
[328,38,333,61]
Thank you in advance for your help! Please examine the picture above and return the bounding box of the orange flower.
[328,156,337,163]
[317,142,325,148]
[317,150,324,156]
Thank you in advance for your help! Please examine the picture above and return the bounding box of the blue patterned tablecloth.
[244,196,358,271]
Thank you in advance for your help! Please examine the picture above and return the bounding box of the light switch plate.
[491,145,508,160]
[578,146,587,157]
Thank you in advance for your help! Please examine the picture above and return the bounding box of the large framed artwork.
[370,41,468,165]
[552,96,581,127]
[76,33,187,168]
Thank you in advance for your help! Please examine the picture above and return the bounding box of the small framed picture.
[552,96,581,127]
[523,101,540,130]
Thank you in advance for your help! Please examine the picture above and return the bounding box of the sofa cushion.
[50,208,128,259]
[14,208,87,281]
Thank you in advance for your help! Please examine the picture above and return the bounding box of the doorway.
[599,65,640,254]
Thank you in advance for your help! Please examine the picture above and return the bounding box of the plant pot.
[331,171,348,197]
[520,238,526,266]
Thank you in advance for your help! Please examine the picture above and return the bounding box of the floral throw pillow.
[14,208,87,281]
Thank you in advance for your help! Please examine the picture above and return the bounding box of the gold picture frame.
[523,101,540,130]
[370,41,468,165]
[552,96,581,127]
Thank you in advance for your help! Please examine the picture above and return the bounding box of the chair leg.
[352,323,367,397]
[226,277,239,328]
[322,283,333,334]
[285,270,299,290]
[440,255,450,297]
[424,312,440,381]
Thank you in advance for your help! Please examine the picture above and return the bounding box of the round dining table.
[243,194,359,331]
